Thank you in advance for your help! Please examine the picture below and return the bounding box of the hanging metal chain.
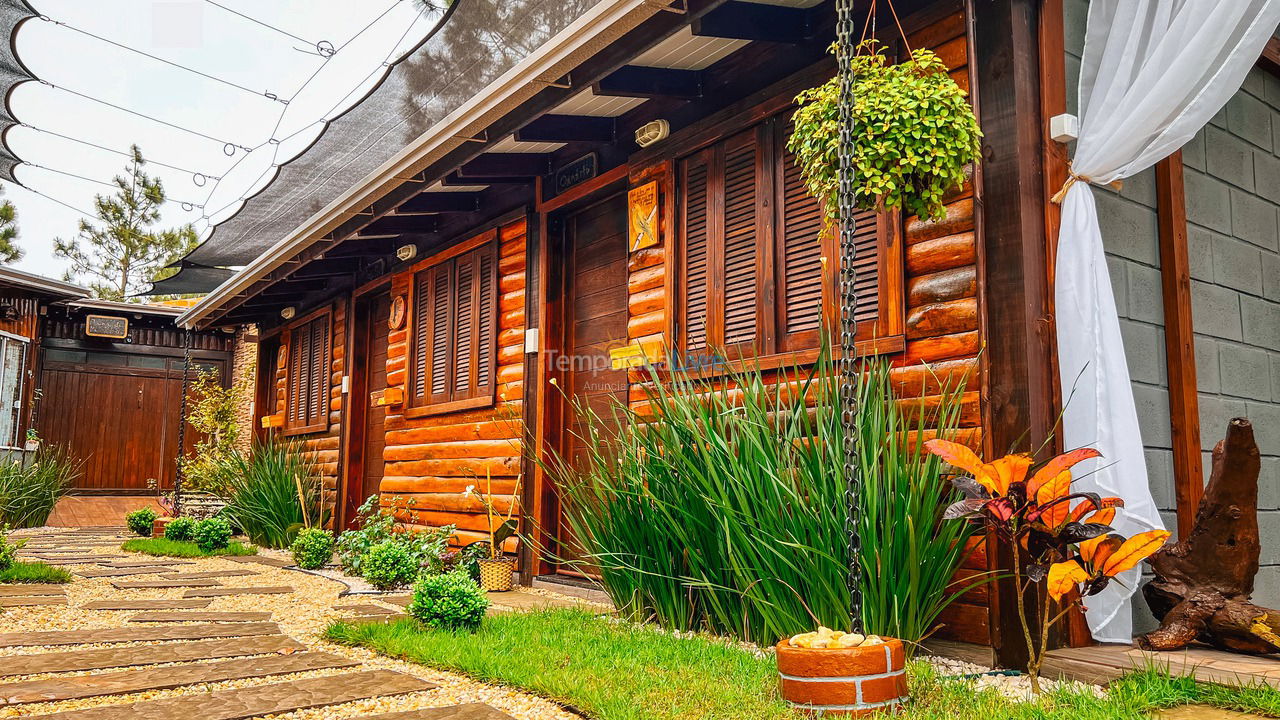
[174,329,193,516]
[836,0,863,632]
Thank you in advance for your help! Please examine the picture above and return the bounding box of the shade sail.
[143,264,237,297]
[0,0,35,183]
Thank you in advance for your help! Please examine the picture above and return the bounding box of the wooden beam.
[692,1,811,43]
[399,193,482,214]
[442,172,529,187]
[456,153,552,179]
[1259,35,1280,78]
[516,114,616,143]
[594,66,703,99]
[1157,152,1204,537]
[972,0,1057,671]
[360,214,439,236]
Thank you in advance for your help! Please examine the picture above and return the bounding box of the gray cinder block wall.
[1065,1,1280,628]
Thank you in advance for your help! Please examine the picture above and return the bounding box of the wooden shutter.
[452,251,476,398]
[848,207,883,333]
[777,117,828,352]
[285,311,331,434]
[681,150,711,352]
[720,130,761,349]
[474,246,497,397]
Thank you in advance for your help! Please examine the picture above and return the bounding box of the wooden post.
[970,0,1058,670]
[1156,153,1203,537]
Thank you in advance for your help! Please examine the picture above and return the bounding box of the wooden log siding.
[379,219,527,546]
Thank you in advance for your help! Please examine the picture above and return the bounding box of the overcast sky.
[3,0,438,281]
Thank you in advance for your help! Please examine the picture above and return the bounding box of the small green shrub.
[0,560,71,583]
[407,570,489,632]
[125,507,158,537]
[0,526,20,571]
[0,447,80,529]
[362,540,419,590]
[291,527,335,569]
[163,516,196,542]
[121,537,256,557]
[192,517,232,551]
[336,495,453,576]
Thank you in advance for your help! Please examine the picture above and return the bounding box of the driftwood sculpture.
[1139,418,1280,653]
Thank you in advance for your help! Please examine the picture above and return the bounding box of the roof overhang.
[178,0,661,329]
[0,266,88,300]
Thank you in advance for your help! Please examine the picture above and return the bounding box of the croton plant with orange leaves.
[924,438,1170,692]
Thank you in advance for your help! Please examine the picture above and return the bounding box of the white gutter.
[0,267,88,299]
[179,0,659,329]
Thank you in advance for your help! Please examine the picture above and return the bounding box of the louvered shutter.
[474,244,497,398]
[452,251,476,399]
[848,207,883,334]
[410,269,432,405]
[287,330,303,426]
[681,151,711,352]
[429,264,453,405]
[308,314,330,427]
[720,131,760,349]
[778,118,828,352]
[285,312,332,433]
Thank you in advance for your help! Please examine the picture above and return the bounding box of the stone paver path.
[0,527,576,720]
[0,595,68,607]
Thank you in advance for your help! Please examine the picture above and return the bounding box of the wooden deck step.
[128,611,272,623]
[184,586,292,597]
[23,669,435,719]
[361,704,517,720]
[0,621,280,647]
[81,599,211,610]
[0,651,357,705]
[0,584,66,596]
[0,595,68,607]
[112,578,222,589]
[0,635,305,678]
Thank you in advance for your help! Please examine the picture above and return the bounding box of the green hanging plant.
[789,40,981,222]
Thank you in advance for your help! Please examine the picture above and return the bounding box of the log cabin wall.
[618,5,989,645]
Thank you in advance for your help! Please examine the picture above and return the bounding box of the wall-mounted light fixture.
[280,306,296,320]
[396,244,418,262]
[635,119,670,148]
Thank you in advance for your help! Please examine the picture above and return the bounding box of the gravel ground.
[921,654,1105,702]
[0,530,580,720]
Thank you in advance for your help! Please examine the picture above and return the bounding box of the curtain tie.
[1051,165,1123,204]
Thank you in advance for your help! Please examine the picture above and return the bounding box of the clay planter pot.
[775,638,907,716]
[477,557,515,592]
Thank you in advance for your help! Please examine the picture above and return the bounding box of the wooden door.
[342,289,391,528]
[37,356,220,493]
[552,192,630,573]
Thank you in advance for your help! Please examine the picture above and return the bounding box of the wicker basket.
[477,557,515,592]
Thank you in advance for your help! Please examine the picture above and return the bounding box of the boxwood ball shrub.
[291,527,335,569]
[125,507,158,537]
[361,540,418,590]
[408,570,489,632]
[163,516,197,542]
[0,527,19,571]
[192,517,233,552]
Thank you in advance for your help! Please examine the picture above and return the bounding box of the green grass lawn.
[0,560,71,583]
[325,609,1280,720]
[121,538,257,558]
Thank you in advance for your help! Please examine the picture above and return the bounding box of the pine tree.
[0,187,22,264]
[54,145,196,300]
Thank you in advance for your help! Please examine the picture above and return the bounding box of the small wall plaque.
[85,314,129,339]
[260,413,284,429]
[389,295,407,331]
[628,181,659,252]
[555,152,598,194]
[609,339,664,370]
[370,387,404,407]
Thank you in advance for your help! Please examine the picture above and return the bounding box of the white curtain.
[1059,0,1280,643]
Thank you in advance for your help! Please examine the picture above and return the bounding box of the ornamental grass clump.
[789,40,981,222]
[543,347,976,648]
[0,447,79,528]
[215,440,321,549]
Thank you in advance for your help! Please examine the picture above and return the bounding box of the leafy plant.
[182,367,253,495]
[0,525,20,571]
[214,441,321,549]
[362,540,420,590]
[466,471,521,560]
[336,495,455,576]
[542,346,975,648]
[789,40,981,222]
[125,507,158,537]
[0,447,80,528]
[192,516,233,552]
[407,570,489,632]
[927,440,1170,691]
[163,516,196,542]
[291,527,335,569]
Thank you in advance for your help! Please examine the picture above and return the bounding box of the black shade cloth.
[143,264,236,296]
[0,0,35,183]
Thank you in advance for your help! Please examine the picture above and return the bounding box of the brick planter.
[775,638,907,716]
[152,517,173,538]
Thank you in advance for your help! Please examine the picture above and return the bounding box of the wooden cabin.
[176,0,1280,663]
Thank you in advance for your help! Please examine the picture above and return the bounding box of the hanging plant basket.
[789,39,981,223]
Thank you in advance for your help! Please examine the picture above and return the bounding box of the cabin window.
[0,333,26,449]
[677,113,899,359]
[284,310,332,434]
[408,239,498,414]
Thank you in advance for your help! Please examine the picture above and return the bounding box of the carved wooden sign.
[628,180,659,252]
[85,314,129,339]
